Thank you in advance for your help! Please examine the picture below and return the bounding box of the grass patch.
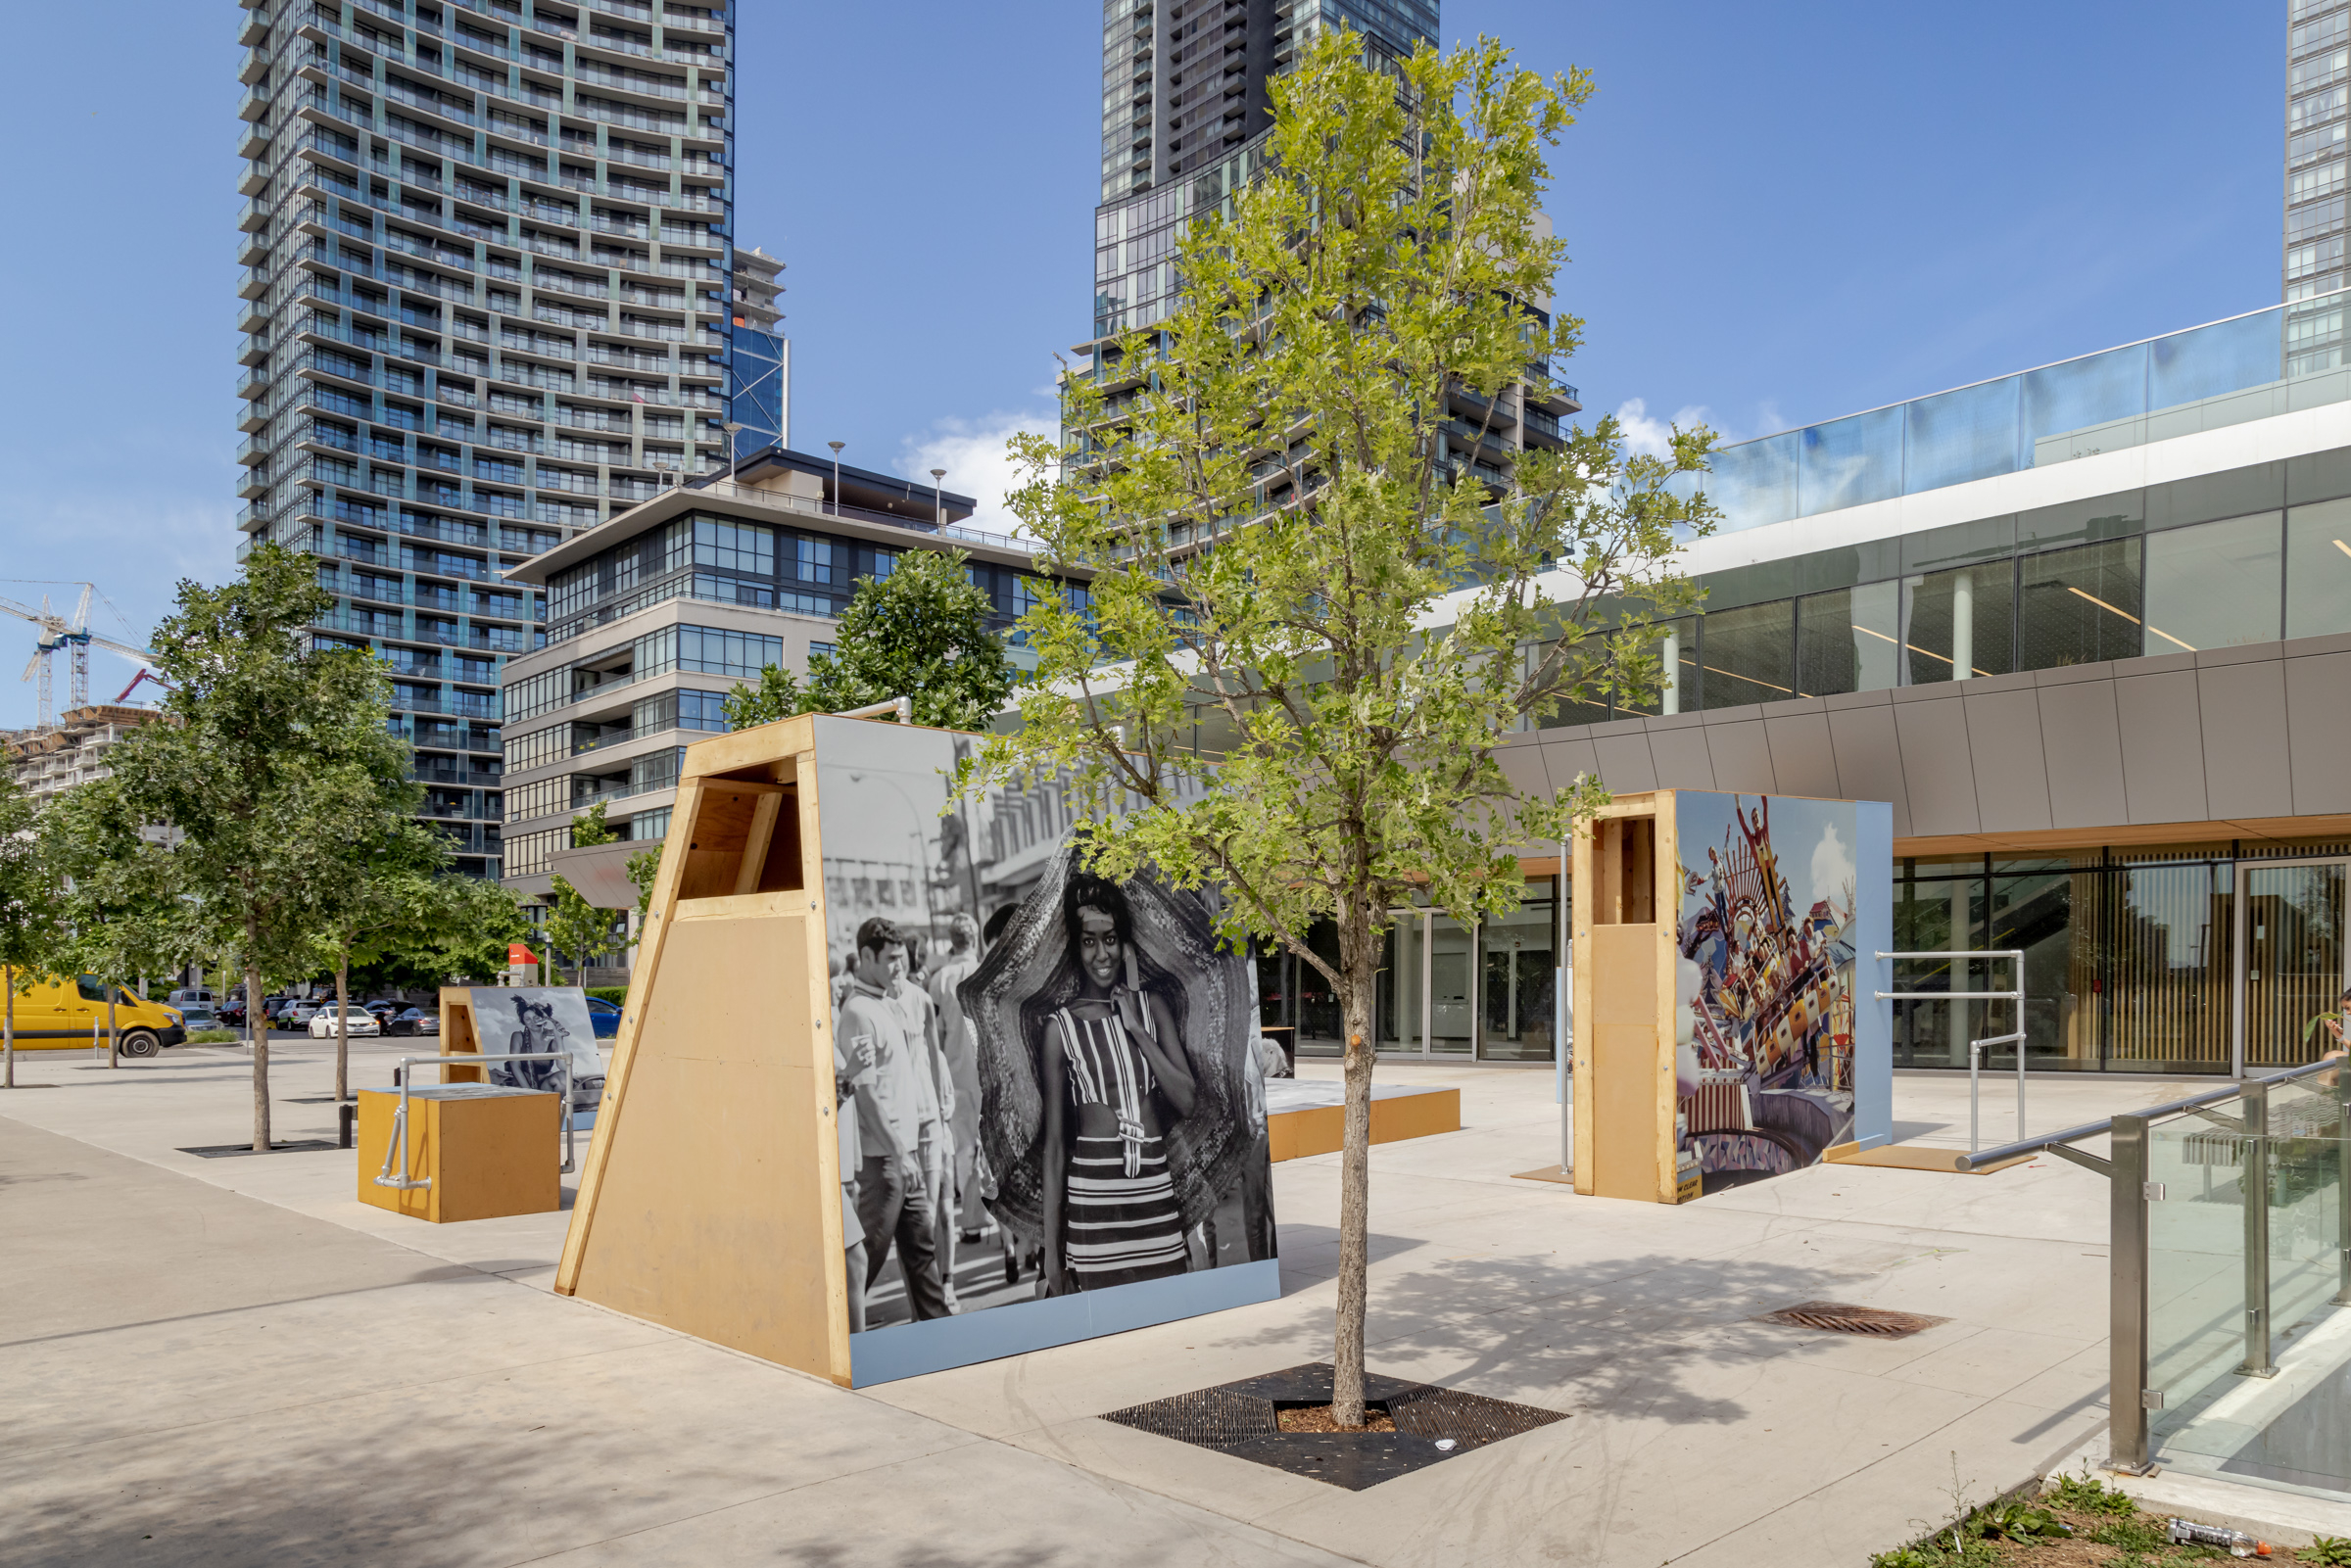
[1872,1470,2304,1567]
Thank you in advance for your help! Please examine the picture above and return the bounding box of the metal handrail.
[372,1052,577,1192]
[1876,949,2025,1152]
[1944,1052,2343,1475]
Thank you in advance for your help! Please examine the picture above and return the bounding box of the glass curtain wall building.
[233,0,738,878]
[2290,0,2350,307]
[1092,0,1436,344]
[728,244,787,455]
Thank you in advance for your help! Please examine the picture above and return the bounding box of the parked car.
[362,999,402,1022]
[387,1008,440,1037]
[167,987,215,1009]
[178,1005,219,1032]
[0,975,186,1057]
[585,996,622,1039]
[285,999,327,1027]
[216,998,247,1028]
[308,1004,379,1038]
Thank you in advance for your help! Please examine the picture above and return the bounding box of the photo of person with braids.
[815,715,1275,1358]
[1037,873,1197,1292]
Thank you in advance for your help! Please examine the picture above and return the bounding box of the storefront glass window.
[2285,496,2351,639]
[2143,512,2282,653]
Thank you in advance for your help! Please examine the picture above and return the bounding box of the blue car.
[585,996,623,1039]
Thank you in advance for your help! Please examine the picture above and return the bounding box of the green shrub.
[586,986,629,1007]
[2308,1538,2351,1567]
[1964,1500,2067,1542]
[184,1029,239,1044]
[2088,1514,2167,1553]
[1869,1550,1939,1568]
[2046,1471,2136,1516]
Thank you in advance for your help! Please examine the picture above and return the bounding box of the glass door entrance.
[1376,910,1427,1054]
[2236,859,2349,1074]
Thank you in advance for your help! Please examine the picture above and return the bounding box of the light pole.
[930,467,945,529]
[827,440,844,517]
[721,420,745,488]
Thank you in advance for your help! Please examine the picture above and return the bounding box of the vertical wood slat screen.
[2102,865,2231,1069]
[2243,867,2345,1069]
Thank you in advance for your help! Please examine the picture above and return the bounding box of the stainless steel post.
[1969,1038,1982,1154]
[2337,1064,2351,1307]
[2240,1077,2276,1377]
[2108,1112,2154,1472]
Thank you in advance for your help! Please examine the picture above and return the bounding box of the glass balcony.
[1684,288,2351,531]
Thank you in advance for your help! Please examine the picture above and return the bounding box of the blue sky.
[0,1,2278,732]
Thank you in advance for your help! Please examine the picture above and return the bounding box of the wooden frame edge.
[554,775,706,1296]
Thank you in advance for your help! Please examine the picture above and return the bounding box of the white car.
[308,1005,380,1038]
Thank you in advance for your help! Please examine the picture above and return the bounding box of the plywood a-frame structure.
[1571,788,1893,1206]
[1570,792,1682,1204]
[553,713,851,1384]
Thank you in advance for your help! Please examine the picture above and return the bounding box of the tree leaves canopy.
[975,31,1718,989]
[724,546,1015,732]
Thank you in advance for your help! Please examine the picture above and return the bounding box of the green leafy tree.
[544,876,623,985]
[570,800,616,846]
[971,32,1714,1425]
[625,844,663,926]
[40,777,202,1069]
[108,544,415,1151]
[312,818,451,1101]
[725,547,1015,731]
[0,776,65,1090]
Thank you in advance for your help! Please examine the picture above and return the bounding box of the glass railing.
[2141,1065,2351,1497]
[1684,288,2351,531]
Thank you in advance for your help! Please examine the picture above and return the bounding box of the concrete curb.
[2039,1432,2351,1548]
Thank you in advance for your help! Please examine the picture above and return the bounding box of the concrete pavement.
[0,1039,2269,1565]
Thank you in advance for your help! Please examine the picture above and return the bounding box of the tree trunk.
[107,984,118,1069]
[335,953,351,1103]
[1331,918,1379,1429]
[4,966,14,1090]
[247,959,270,1153]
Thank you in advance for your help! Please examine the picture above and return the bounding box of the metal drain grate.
[1757,1301,1949,1338]
[1100,1362,1568,1490]
[177,1140,341,1159]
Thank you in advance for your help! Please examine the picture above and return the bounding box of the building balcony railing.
[670,478,1025,552]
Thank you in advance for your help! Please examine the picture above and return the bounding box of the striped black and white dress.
[1056,1005,1187,1288]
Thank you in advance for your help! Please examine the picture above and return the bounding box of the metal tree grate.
[1099,1362,1568,1491]
[1756,1301,1950,1338]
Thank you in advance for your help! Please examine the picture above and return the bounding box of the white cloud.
[1808,817,1856,921]
[1614,396,1719,458]
[893,407,1060,541]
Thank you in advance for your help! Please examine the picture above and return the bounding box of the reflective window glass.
[2142,512,2281,653]
[1701,430,1798,532]
[2018,540,2144,670]
[1901,563,2014,684]
[1614,615,1697,717]
[2023,342,2148,457]
[2285,496,2351,638]
[1696,599,1796,709]
[1796,582,1899,697]
[1799,407,1903,517]
[2149,310,2283,409]
[1903,376,2022,493]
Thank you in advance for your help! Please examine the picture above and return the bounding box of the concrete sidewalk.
[0,1042,2234,1566]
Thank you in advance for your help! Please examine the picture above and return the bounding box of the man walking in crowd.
[836,918,949,1322]
[926,915,989,1252]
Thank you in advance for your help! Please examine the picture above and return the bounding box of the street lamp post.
[930,467,945,529]
[721,420,745,489]
[827,440,844,517]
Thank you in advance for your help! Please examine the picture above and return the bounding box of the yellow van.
[5,976,187,1058]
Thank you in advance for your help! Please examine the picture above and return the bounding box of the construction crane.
[0,585,158,731]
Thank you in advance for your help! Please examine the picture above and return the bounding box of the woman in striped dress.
[1040,875,1198,1294]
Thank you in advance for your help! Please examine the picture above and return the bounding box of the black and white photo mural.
[810,715,1277,1383]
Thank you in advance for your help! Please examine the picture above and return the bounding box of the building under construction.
[3,704,165,806]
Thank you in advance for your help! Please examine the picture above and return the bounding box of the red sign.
[507,942,537,966]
